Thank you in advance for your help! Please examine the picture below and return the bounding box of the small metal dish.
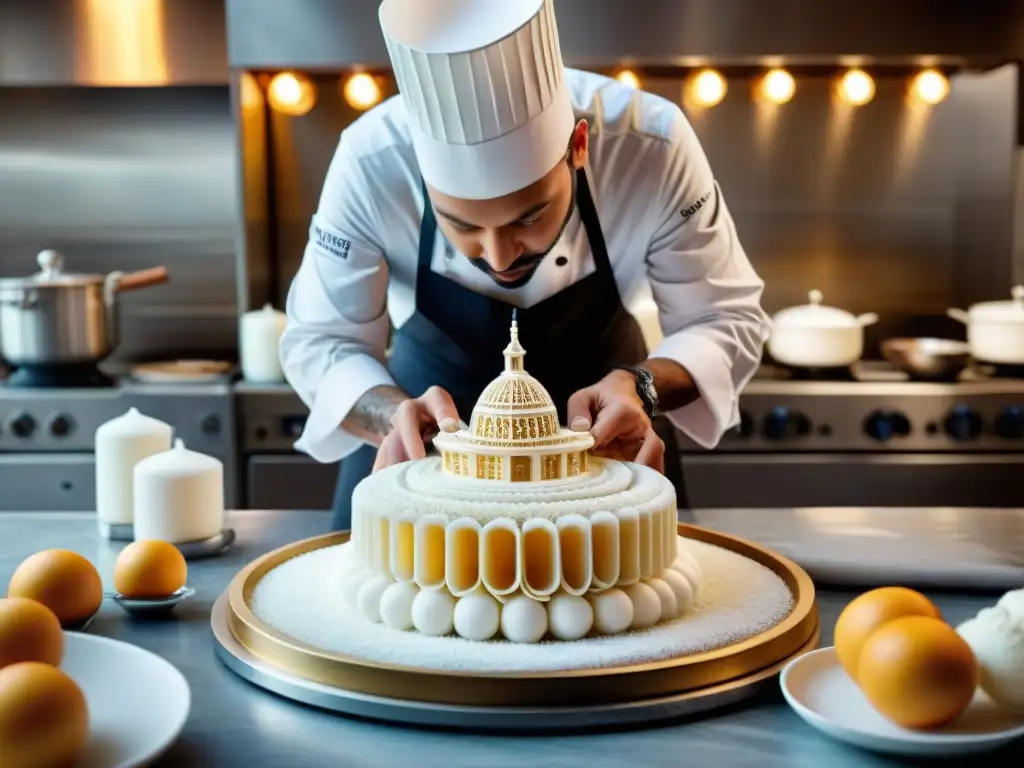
[106,586,196,616]
[881,338,971,381]
[63,613,97,632]
[177,528,236,560]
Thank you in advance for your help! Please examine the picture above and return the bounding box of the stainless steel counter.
[0,510,1016,767]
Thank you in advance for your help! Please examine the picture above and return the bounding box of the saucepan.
[767,289,879,369]
[947,286,1024,365]
[880,338,971,381]
[0,250,169,366]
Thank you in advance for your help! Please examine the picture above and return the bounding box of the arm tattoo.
[342,385,410,445]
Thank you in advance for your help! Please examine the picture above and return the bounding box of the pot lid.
[772,290,860,329]
[967,285,1024,323]
[0,250,104,290]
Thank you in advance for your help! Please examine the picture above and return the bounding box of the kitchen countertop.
[0,509,1016,768]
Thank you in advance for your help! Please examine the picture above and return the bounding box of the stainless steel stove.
[677,362,1024,509]
[0,375,238,512]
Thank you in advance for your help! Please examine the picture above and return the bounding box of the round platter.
[217,524,818,717]
[213,589,818,730]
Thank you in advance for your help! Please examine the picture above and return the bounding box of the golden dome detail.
[432,311,594,483]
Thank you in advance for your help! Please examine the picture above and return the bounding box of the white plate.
[780,646,1024,757]
[62,632,191,767]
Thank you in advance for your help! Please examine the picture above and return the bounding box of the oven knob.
[729,410,754,438]
[48,414,75,438]
[763,406,811,440]
[944,405,984,442]
[995,405,1024,439]
[200,415,222,436]
[863,410,911,442]
[7,412,36,439]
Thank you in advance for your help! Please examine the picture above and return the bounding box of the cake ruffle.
[340,550,704,643]
[352,502,678,601]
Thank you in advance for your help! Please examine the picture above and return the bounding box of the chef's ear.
[568,119,588,169]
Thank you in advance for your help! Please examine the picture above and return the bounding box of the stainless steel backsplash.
[262,66,1019,357]
[0,85,240,363]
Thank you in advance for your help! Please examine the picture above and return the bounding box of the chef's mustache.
[479,168,579,274]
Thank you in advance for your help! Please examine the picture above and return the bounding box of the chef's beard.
[468,167,578,290]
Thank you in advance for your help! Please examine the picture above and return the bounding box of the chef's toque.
[379,0,576,200]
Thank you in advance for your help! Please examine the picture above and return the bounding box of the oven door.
[0,454,96,511]
[680,454,1024,508]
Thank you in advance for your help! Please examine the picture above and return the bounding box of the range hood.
[226,0,1024,70]
[0,0,228,86]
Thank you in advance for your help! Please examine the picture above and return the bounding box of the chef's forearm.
[638,357,700,412]
[341,384,410,445]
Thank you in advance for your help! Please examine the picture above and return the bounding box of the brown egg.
[7,550,103,627]
[857,616,978,730]
[0,598,64,669]
[834,587,941,681]
[0,661,89,768]
[114,540,188,599]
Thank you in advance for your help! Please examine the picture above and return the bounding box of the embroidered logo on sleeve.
[312,224,352,259]
[680,189,714,221]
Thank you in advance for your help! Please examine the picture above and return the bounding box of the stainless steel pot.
[0,250,169,366]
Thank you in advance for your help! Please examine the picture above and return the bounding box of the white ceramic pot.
[94,407,173,527]
[768,290,879,368]
[947,286,1024,365]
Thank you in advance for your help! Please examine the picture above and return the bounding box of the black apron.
[330,169,687,530]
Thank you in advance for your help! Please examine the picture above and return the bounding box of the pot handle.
[856,312,879,327]
[115,266,169,292]
[947,308,970,324]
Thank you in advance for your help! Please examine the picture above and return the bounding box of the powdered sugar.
[249,537,795,673]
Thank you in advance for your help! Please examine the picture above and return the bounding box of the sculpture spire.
[503,309,525,372]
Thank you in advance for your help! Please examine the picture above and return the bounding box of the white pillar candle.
[94,407,173,527]
[239,303,287,383]
[133,438,225,544]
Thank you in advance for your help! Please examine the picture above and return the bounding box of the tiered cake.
[340,317,702,643]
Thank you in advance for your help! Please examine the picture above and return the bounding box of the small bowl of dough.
[110,540,192,616]
[956,591,1024,714]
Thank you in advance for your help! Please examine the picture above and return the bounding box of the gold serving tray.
[226,524,818,708]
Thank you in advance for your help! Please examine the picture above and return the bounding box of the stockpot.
[0,250,169,366]
[947,286,1024,365]
[768,289,879,369]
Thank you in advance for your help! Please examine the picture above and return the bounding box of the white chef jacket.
[281,68,771,464]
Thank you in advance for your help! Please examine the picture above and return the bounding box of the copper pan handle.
[116,266,169,292]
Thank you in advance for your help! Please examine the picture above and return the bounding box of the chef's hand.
[372,386,461,473]
[566,370,665,473]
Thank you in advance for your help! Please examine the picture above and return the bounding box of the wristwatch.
[613,365,658,419]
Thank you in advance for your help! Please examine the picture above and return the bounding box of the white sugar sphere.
[671,559,701,603]
[589,589,633,634]
[662,569,694,614]
[356,574,391,622]
[500,595,548,643]
[453,589,501,641]
[623,582,661,629]
[677,547,703,579]
[644,578,678,621]
[411,588,456,636]
[341,568,372,608]
[548,592,593,640]
[379,581,419,630]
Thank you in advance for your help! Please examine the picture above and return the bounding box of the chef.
[280,0,770,531]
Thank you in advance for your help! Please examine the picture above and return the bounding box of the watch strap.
[612,365,658,419]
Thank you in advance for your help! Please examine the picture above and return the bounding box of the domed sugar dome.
[433,313,593,482]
